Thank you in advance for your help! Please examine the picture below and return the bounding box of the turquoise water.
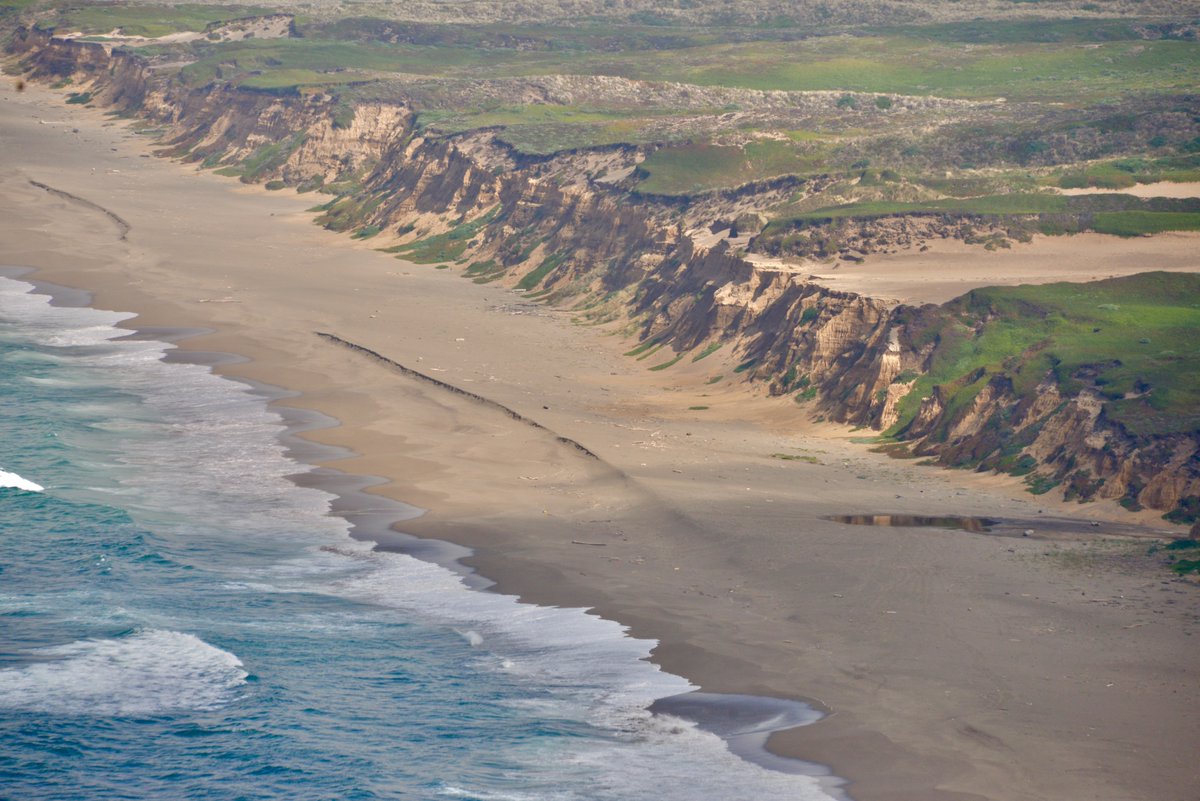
[0,274,838,801]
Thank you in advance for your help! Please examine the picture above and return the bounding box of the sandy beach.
[2,78,1198,801]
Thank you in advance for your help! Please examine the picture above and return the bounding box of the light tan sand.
[1055,181,1200,199]
[807,233,1200,305]
[2,80,1198,801]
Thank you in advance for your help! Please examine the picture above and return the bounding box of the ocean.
[0,272,840,801]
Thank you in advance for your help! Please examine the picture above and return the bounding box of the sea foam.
[0,629,247,716]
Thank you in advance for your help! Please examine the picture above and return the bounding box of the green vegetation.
[1173,559,1200,575]
[624,337,664,358]
[1164,496,1200,525]
[637,139,828,195]
[154,15,1195,105]
[14,4,1198,521]
[764,193,1200,243]
[237,132,305,182]
[1049,155,1200,190]
[25,5,1191,205]
[58,4,274,38]
[516,250,569,290]
[887,273,1200,443]
[641,35,1199,103]
[794,385,819,402]
[384,207,500,263]
[1162,536,1200,574]
[350,225,381,239]
[691,342,722,362]
[772,453,819,463]
[1090,212,1200,237]
[1024,474,1062,495]
[648,353,683,371]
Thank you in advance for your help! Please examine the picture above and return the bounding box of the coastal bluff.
[11,23,1199,520]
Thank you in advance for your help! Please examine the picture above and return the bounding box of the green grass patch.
[238,132,306,182]
[386,206,499,263]
[65,91,93,104]
[1024,473,1061,495]
[238,69,369,93]
[1090,212,1200,237]
[772,453,819,463]
[516,250,569,290]
[1049,155,1200,190]
[58,4,274,38]
[420,105,682,155]
[691,342,723,362]
[351,225,381,239]
[634,35,1199,102]
[1172,559,1200,575]
[688,405,710,411]
[637,139,826,195]
[648,354,683,371]
[706,374,724,384]
[794,385,819,402]
[1164,496,1200,525]
[463,260,507,283]
[624,338,663,357]
[635,343,667,361]
[887,273,1200,442]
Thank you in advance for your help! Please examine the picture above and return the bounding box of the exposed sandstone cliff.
[10,29,1197,519]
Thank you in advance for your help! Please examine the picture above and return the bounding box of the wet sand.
[2,80,1198,801]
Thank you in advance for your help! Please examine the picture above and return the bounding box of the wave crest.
[0,629,247,716]
[0,469,44,492]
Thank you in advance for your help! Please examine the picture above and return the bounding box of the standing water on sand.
[0,274,838,801]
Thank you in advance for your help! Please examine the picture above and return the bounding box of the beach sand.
[3,79,1198,801]
[805,233,1200,305]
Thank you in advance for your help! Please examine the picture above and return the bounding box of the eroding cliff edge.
[11,26,1198,519]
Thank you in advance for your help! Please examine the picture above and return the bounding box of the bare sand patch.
[807,233,1200,305]
[1055,181,1200,199]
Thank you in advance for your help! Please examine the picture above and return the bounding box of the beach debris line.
[28,179,131,240]
[315,331,601,460]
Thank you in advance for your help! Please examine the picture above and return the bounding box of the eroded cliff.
[10,28,1198,520]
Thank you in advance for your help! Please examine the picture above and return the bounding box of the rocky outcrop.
[11,30,1197,519]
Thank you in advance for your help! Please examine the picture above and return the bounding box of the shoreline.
[4,266,850,796]
[3,78,1198,801]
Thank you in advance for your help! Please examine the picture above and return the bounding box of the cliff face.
[13,30,1197,519]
